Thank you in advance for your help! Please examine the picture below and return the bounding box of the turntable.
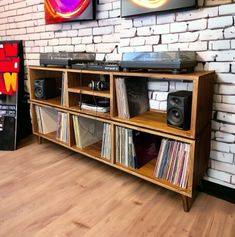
[120,51,197,73]
[40,52,95,68]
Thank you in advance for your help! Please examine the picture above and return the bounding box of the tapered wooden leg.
[38,136,43,144]
[181,195,190,212]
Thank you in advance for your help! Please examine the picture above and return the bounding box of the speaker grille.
[167,108,183,126]
[169,97,183,107]
[34,87,43,99]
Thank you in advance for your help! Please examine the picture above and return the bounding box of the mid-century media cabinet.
[28,66,214,212]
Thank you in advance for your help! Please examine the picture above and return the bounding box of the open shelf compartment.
[31,104,69,145]
[112,75,195,139]
[113,110,193,139]
[67,71,110,97]
[69,113,112,162]
[68,92,111,119]
[29,68,64,102]
[114,124,193,196]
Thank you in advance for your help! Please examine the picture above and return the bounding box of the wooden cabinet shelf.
[69,105,111,119]
[68,86,110,98]
[34,131,69,147]
[28,66,214,212]
[112,70,211,81]
[116,160,190,196]
[30,97,62,108]
[71,142,102,158]
[70,141,110,163]
[112,110,193,139]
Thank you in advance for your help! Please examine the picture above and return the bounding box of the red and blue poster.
[0,43,19,96]
[0,41,23,150]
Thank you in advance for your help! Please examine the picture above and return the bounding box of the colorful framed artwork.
[121,0,197,17]
[45,0,96,24]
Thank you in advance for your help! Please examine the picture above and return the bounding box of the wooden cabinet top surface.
[28,66,214,81]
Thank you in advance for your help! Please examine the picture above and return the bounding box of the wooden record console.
[28,65,214,212]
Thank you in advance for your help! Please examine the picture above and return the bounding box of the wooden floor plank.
[0,136,234,237]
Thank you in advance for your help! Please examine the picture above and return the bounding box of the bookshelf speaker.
[167,90,192,130]
[34,78,57,99]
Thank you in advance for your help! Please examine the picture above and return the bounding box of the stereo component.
[167,90,192,130]
[40,52,95,68]
[72,61,120,71]
[34,78,57,100]
[88,80,109,91]
[120,51,197,73]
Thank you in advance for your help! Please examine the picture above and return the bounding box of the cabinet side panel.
[190,79,198,138]
[193,123,211,193]
[28,69,36,100]
[187,142,195,197]
[195,73,215,137]
[30,104,38,134]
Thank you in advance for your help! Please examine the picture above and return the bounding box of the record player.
[120,51,197,73]
[40,52,95,68]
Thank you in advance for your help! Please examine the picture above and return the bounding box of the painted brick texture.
[0,0,235,189]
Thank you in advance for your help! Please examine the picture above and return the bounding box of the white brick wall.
[210,150,234,163]
[152,24,170,34]
[207,168,231,183]
[137,26,152,36]
[208,16,233,29]
[162,34,179,44]
[224,26,235,39]
[0,0,235,189]
[211,140,230,153]
[133,15,156,27]
[211,160,235,174]
[217,112,235,124]
[188,19,207,31]
[219,3,235,15]
[218,84,235,94]
[170,22,187,33]
[215,131,235,143]
[179,32,199,43]
[199,29,224,41]
[217,73,235,83]
[209,40,230,50]
[231,175,235,185]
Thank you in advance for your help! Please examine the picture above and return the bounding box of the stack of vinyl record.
[154,139,190,188]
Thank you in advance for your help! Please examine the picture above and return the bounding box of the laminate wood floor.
[0,137,234,237]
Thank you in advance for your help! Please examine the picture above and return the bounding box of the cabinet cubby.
[70,112,111,162]
[29,67,64,104]
[31,103,69,146]
[28,66,214,212]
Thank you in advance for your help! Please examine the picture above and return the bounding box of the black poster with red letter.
[0,41,30,150]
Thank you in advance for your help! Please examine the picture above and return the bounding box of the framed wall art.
[45,0,96,24]
[121,0,197,17]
